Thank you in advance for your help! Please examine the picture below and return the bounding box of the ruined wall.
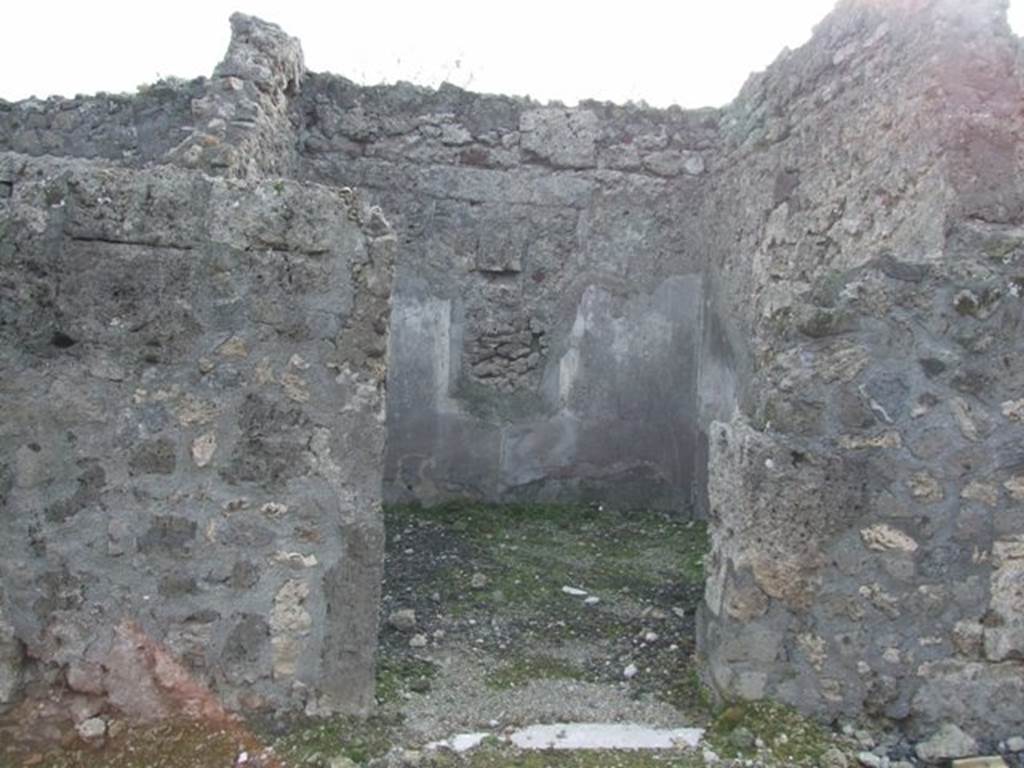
[0,152,394,720]
[697,0,1024,742]
[293,81,717,510]
[0,80,203,166]
[0,16,716,513]
[0,14,303,180]
[3,0,1024,742]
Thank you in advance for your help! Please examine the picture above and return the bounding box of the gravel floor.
[374,502,711,746]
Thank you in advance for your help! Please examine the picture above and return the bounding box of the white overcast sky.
[2,1,1022,109]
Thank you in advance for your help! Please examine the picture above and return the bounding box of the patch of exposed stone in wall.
[838,431,902,450]
[466,310,547,391]
[270,580,312,679]
[858,583,901,620]
[1001,398,1024,422]
[859,523,919,554]
[908,471,944,502]
[190,432,217,467]
[796,633,828,673]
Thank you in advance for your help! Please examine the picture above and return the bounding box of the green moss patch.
[705,700,831,765]
[270,712,400,766]
[485,654,586,690]
[983,236,1023,263]
[386,502,708,616]
[376,655,439,704]
[382,502,711,720]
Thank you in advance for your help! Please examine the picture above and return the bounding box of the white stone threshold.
[427,723,705,753]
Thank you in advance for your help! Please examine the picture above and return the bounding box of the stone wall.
[0,152,394,719]
[0,80,202,166]
[697,0,1024,743]
[3,0,1024,743]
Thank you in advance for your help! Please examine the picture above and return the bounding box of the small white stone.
[623,663,638,679]
[860,524,918,553]
[236,751,249,765]
[427,733,489,753]
[682,152,705,175]
[644,631,659,643]
[584,596,601,605]
[409,634,428,648]
[191,433,217,467]
[76,717,106,740]
[273,551,318,568]
[562,586,588,596]
[388,609,417,633]
[261,501,288,517]
[916,724,978,762]
[1007,737,1024,752]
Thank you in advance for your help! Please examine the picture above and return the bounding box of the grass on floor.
[484,654,587,690]
[385,501,708,617]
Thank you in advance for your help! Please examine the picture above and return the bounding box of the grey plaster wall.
[385,274,703,508]
[0,152,395,720]
[293,80,716,511]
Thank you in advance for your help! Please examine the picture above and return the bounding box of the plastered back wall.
[293,82,717,510]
